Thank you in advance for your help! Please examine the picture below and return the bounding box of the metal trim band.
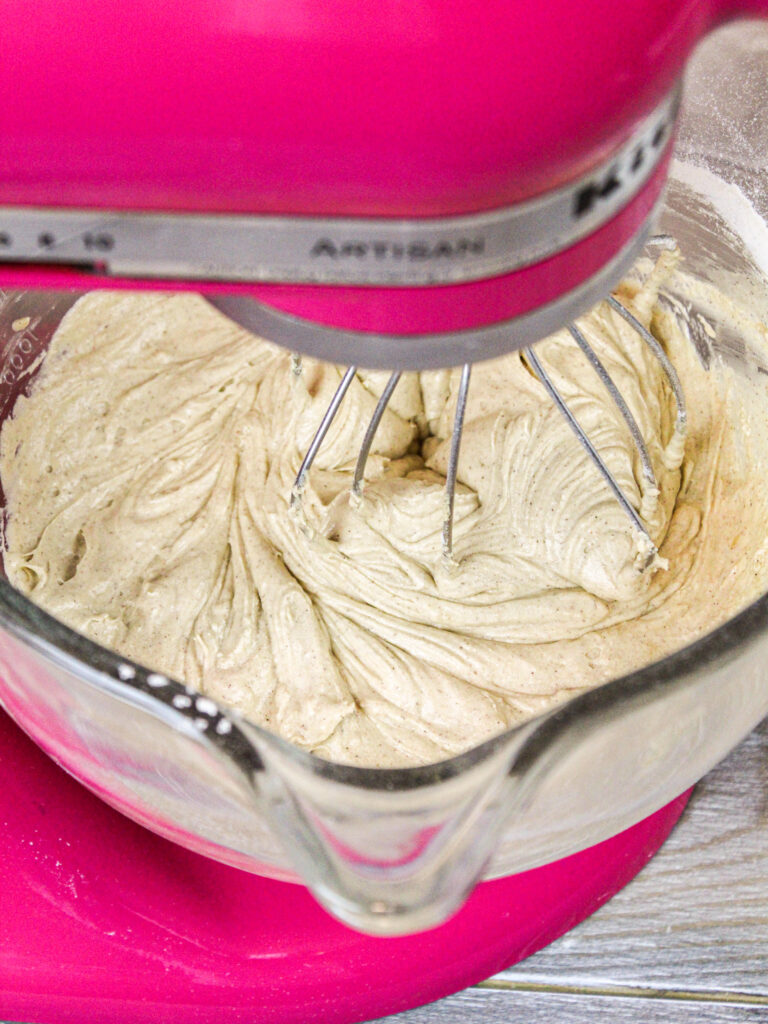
[0,88,679,288]
[208,206,664,370]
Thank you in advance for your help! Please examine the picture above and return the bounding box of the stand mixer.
[1,0,768,980]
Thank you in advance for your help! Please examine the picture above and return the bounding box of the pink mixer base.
[0,709,690,1024]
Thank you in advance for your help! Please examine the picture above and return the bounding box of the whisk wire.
[607,295,687,432]
[352,371,402,496]
[442,363,472,562]
[291,296,685,569]
[568,323,656,489]
[524,345,657,561]
[291,364,358,510]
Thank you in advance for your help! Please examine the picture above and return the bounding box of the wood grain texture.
[375,717,768,1022]
[371,987,768,1023]
[504,719,768,996]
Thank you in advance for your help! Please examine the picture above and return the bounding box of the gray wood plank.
[501,718,768,996]
[370,986,768,1023]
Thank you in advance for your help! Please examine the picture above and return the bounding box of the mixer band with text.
[0,90,678,288]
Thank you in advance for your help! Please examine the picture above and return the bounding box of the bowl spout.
[245,725,536,936]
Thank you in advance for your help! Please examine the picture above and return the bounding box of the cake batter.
[3,251,768,766]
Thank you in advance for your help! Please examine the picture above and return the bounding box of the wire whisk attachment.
[291,297,686,566]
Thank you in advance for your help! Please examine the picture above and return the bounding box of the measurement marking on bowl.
[195,696,218,716]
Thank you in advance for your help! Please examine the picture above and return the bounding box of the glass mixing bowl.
[0,23,766,937]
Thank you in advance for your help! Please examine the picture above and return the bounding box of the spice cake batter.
[3,251,768,766]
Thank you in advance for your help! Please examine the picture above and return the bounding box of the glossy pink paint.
[2,1,767,337]
[0,0,762,216]
[0,154,668,337]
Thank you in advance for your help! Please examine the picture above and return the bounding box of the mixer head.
[0,84,675,372]
[0,82,676,372]
[5,0,768,373]
[202,87,677,371]
[0,0,694,371]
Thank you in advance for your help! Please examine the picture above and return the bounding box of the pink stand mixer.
[1,3,768,1020]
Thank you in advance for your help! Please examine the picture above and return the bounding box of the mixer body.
[0,0,717,217]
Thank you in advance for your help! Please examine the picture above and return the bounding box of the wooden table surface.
[374,717,768,1023]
